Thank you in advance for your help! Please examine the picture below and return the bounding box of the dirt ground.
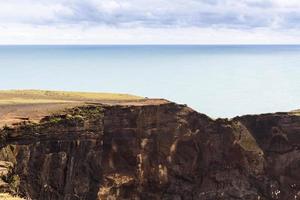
[0,102,80,127]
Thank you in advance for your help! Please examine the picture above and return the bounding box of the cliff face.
[0,102,299,200]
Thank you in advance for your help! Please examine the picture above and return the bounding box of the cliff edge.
[0,91,299,200]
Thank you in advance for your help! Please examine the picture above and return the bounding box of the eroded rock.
[0,103,299,200]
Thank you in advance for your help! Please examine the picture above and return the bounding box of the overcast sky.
[1,0,300,44]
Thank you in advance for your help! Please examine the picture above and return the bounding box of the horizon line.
[0,44,300,46]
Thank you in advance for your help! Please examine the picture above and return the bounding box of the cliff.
[0,99,299,200]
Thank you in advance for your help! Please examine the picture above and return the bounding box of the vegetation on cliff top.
[0,90,142,105]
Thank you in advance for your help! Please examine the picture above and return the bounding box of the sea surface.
[1,45,300,118]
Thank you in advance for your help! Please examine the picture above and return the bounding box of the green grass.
[0,90,143,105]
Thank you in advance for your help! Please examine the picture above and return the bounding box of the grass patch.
[0,90,142,105]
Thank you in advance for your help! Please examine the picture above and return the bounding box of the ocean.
[1,45,300,118]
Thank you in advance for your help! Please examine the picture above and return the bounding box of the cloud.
[0,0,300,43]
[0,0,300,29]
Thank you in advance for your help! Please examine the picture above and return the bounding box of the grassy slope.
[0,90,142,104]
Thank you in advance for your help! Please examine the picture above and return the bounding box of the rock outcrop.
[0,101,299,200]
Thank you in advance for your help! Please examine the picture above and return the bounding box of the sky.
[1,0,300,44]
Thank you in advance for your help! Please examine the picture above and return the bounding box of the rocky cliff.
[0,101,299,200]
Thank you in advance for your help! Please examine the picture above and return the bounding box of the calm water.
[1,45,300,118]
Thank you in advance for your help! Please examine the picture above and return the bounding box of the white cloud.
[273,0,300,7]
[0,0,300,44]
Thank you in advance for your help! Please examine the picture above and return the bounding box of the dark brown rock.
[0,102,299,200]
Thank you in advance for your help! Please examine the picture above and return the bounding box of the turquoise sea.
[1,45,300,118]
